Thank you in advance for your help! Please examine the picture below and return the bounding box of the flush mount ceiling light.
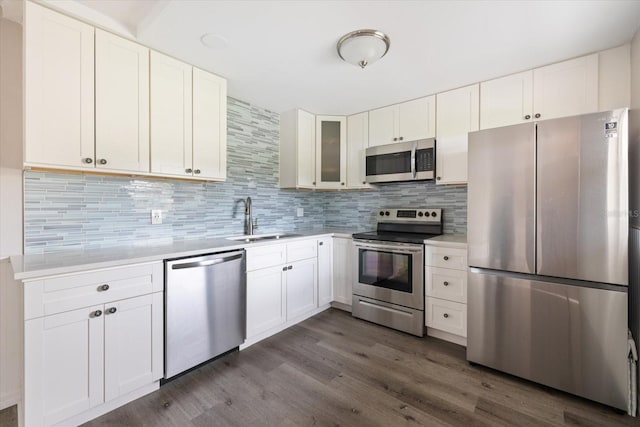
[337,29,390,69]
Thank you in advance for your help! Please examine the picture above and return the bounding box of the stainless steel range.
[352,208,443,336]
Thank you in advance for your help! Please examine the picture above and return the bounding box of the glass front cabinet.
[315,115,347,189]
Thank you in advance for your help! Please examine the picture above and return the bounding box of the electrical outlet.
[297,208,304,217]
[151,209,162,225]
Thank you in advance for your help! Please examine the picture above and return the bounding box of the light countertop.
[425,234,467,248]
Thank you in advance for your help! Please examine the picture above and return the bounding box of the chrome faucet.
[245,196,253,235]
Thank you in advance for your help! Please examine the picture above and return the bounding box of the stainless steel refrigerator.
[467,108,629,411]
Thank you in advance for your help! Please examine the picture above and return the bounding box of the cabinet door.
[533,54,598,121]
[286,258,318,320]
[346,112,371,188]
[193,68,227,180]
[480,71,533,129]
[368,104,397,147]
[296,110,316,187]
[247,266,286,337]
[332,237,353,306]
[398,96,436,141]
[104,293,163,402]
[95,29,150,173]
[25,2,95,169]
[315,115,347,189]
[150,51,193,177]
[317,238,334,306]
[436,84,479,185]
[24,305,104,427]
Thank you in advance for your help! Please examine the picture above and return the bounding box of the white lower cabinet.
[424,242,468,345]
[332,236,353,306]
[246,265,286,337]
[245,237,326,345]
[317,237,333,306]
[22,262,164,427]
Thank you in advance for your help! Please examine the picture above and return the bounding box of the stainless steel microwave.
[365,139,435,183]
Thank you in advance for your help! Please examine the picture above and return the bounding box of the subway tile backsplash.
[23,98,467,254]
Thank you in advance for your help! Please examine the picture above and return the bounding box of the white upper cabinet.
[280,109,316,188]
[95,29,150,173]
[532,54,598,121]
[368,96,435,147]
[480,54,599,130]
[25,2,95,169]
[315,115,347,189]
[480,71,533,129]
[192,68,228,180]
[436,84,479,185]
[346,112,370,189]
[150,51,193,177]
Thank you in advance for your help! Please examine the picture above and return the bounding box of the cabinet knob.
[443,313,449,319]
[287,265,293,270]
[443,281,449,286]
[524,115,531,120]
[93,310,102,318]
[282,266,287,271]
[107,307,117,314]
[186,168,193,174]
[99,159,107,165]
[194,169,201,174]
[393,137,398,141]
[399,137,404,141]
[319,241,323,246]
[99,284,110,291]
[341,182,345,186]
[362,181,366,185]
[84,158,93,164]
[443,256,449,261]
[312,181,316,185]
[436,177,441,181]
[535,113,541,119]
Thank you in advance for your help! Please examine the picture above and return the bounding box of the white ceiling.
[47,0,640,115]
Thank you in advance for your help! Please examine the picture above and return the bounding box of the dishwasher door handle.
[171,253,244,270]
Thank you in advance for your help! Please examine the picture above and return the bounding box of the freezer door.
[468,123,535,273]
[467,270,628,410]
[537,109,628,285]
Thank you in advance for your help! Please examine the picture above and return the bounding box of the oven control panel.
[376,208,442,223]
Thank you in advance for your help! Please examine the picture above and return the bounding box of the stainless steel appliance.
[352,208,442,336]
[467,109,630,411]
[165,250,246,379]
[365,139,435,183]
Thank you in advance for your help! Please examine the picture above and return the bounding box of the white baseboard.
[427,328,467,347]
[240,304,331,350]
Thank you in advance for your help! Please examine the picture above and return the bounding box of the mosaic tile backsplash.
[24,98,467,254]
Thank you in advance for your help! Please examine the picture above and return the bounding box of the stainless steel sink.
[226,233,302,243]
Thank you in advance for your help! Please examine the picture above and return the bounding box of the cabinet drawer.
[426,246,467,270]
[426,297,467,337]
[246,244,286,271]
[426,267,467,303]
[286,239,318,262]
[24,262,163,320]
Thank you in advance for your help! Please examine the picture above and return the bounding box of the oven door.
[352,240,424,310]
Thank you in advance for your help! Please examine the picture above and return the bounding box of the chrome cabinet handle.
[524,115,531,120]
[98,159,107,165]
[93,310,102,318]
[84,158,93,164]
[535,113,541,119]
[186,168,193,173]
[443,256,449,261]
[99,284,109,291]
[194,169,201,174]
[443,281,449,286]
[107,307,117,314]
[443,313,449,318]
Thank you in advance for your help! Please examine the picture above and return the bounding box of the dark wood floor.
[3,308,637,426]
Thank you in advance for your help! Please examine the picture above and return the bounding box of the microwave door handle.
[411,143,417,178]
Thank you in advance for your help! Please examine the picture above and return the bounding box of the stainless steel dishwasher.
[165,250,246,379]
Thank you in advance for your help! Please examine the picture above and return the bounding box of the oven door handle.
[353,241,424,254]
